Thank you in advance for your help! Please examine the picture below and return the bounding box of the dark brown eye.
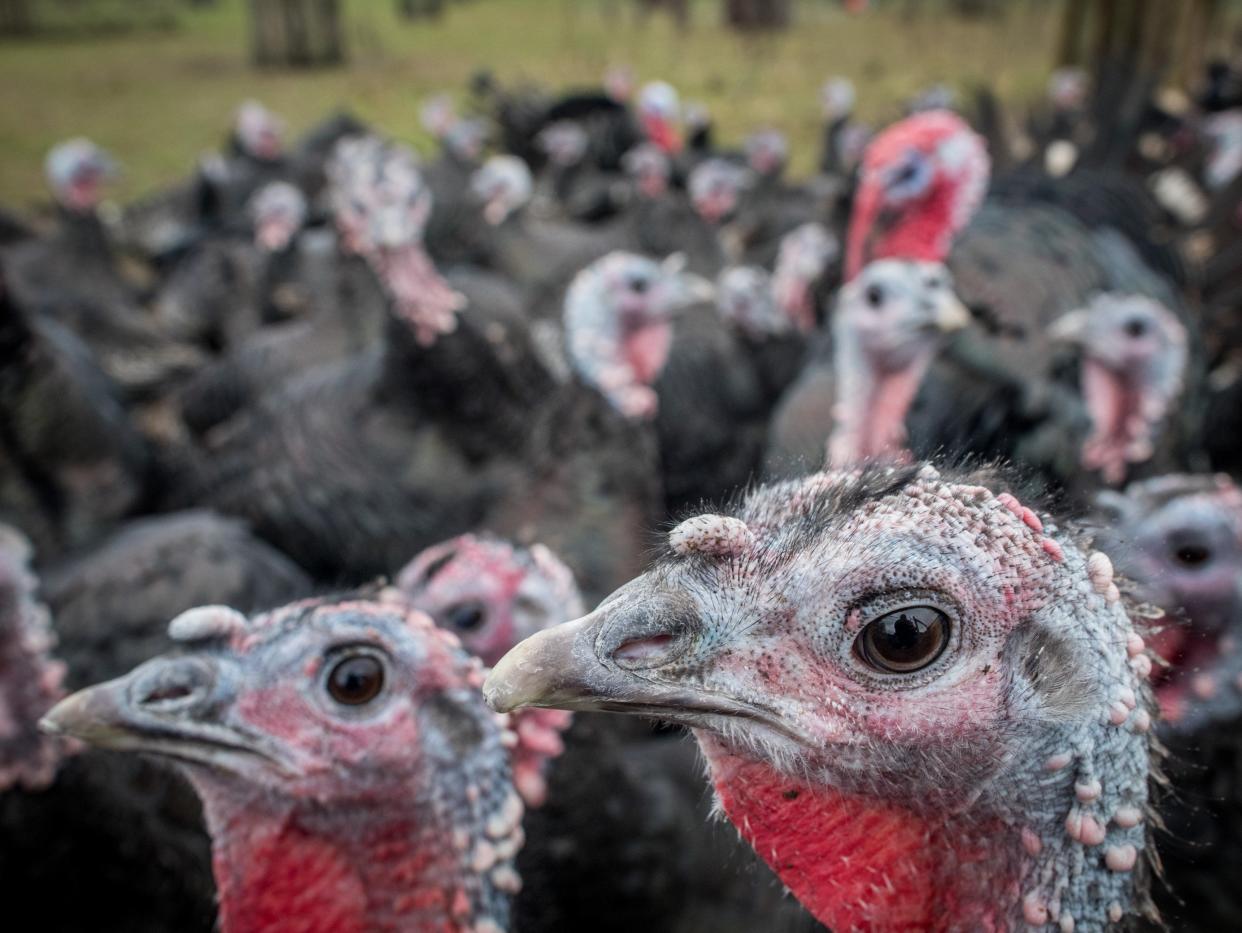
[857,606,950,674]
[865,284,885,308]
[1124,318,1148,338]
[444,601,487,633]
[327,654,385,705]
[1175,544,1211,567]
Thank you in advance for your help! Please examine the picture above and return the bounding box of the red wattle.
[702,740,1011,933]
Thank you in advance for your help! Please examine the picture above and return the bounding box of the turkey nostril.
[140,684,196,705]
[615,633,676,663]
[131,661,215,711]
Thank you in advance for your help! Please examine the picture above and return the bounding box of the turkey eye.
[326,654,385,705]
[444,600,487,632]
[1174,544,1211,567]
[630,277,650,294]
[1124,318,1148,338]
[857,606,950,674]
[865,284,885,308]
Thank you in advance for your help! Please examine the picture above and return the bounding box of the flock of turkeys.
[6,58,1242,932]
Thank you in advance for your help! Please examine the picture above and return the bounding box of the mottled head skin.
[1094,474,1242,731]
[637,80,682,154]
[564,251,714,420]
[248,181,307,253]
[688,158,753,226]
[0,525,68,791]
[421,96,488,162]
[621,143,672,200]
[44,138,116,214]
[471,155,533,226]
[1048,67,1090,113]
[828,260,970,467]
[396,535,583,806]
[420,93,458,140]
[234,100,285,162]
[42,596,520,933]
[744,129,789,178]
[772,221,839,333]
[536,121,589,168]
[603,64,635,103]
[846,110,990,280]
[821,77,857,122]
[1050,294,1188,486]
[397,535,586,670]
[716,266,789,340]
[328,135,464,344]
[487,464,1157,933]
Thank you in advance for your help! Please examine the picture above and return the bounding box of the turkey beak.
[933,291,971,333]
[40,656,291,776]
[485,612,623,713]
[667,270,715,309]
[1049,309,1089,344]
[484,601,794,736]
[41,656,226,750]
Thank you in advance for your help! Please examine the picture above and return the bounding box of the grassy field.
[0,0,1061,209]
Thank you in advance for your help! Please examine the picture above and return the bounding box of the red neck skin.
[195,780,481,933]
[699,737,1018,933]
[846,181,957,280]
[828,340,934,467]
[1079,359,1156,485]
[623,319,674,385]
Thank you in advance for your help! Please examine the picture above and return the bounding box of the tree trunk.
[0,0,34,35]
[250,0,345,67]
[1057,0,1091,66]
[723,0,790,32]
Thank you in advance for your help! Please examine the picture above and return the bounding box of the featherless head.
[487,464,1157,932]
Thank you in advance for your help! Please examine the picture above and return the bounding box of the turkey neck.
[828,327,934,466]
[194,777,505,933]
[698,724,1149,933]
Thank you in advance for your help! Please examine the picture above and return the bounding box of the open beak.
[40,656,292,777]
[1049,308,1089,344]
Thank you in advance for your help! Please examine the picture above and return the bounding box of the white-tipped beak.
[935,293,971,333]
[1049,308,1090,343]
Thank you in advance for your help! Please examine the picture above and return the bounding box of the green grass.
[0,0,1061,209]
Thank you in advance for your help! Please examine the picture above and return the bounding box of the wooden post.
[1057,0,1091,66]
[250,0,346,67]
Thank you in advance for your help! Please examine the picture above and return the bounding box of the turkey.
[765,259,969,477]
[180,149,668,597]
[0,524,66,793]
[3,510,312,933]
[843,110,1201,493]
[153,181,311,358]
[396,533,821,933]
[2,139,203,400]
[1090,473,1242,931]
[0,262,149,558]
[488,463,1158,932]
[43,595,520,933]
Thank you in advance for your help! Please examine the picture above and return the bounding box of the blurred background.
[0,0,1232,207]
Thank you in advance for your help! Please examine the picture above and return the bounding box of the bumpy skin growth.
[1093,474,1242,732]
[564,251,713,420]
[44,596,520,933]
[0,524,67,791]
[396,534,580,806]
[488,464,1157,932]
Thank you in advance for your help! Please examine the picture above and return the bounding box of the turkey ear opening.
[1007,624,1098,719]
